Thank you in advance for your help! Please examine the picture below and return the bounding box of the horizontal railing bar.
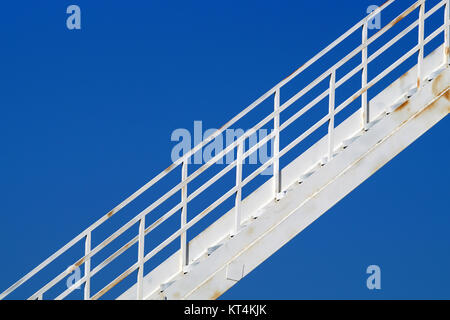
[189,109,277,174]
[425,0,447,19]
[242,131,276,160]
[55,274,88,300]
[170,90,276,172]
[91,262,139,300]
[335,63,364,88]
[369,21,420,64]
[367,0,424,47]
[143,110,277,217]
[424,21,448,44]
[187,161,237,202]
[279,114,331,159]
[280,44,364,113]
[280,89,330,132]
[241,157,275,188]
[275,0,395,90]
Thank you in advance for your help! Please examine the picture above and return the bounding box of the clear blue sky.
[0,0,449,299]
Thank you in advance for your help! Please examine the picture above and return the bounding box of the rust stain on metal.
[351,88,365,103]
[218,120,232,132]
[386,5,414,29]
[445,47,450,57]
[405,88,450,127]
[74,257,85,268]
[432,73,445,97]
[120,240,134,253]
[370,155,391,176]
[444,89,450,103]
[211,290,222,300]
[153,215,165,228]
[282,63,306,83]
[107,209,115,218]
[164,163,175,173]
[94,269,133,300]
[395,100,410,113]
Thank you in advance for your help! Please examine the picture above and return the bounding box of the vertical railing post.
[445,0,450,66]
[418,0,425,89]
[180,159,188,272]
[234,141,244,236]
[362,21,369,130]
[137,216,145,300]
[84,231,91,300]
[328,71,336,162]
[273,88,281,200]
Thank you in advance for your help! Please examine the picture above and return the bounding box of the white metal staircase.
[1,0,449,300]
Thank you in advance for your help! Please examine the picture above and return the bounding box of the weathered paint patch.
[211,290,222,300]
[395,100,410,113]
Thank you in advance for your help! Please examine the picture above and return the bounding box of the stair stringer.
[118,45,448,300]
[154,66,450,300]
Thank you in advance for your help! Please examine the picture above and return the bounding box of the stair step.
[207,244,223,256]
[160,280,176,292]
[425,67,445,82]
